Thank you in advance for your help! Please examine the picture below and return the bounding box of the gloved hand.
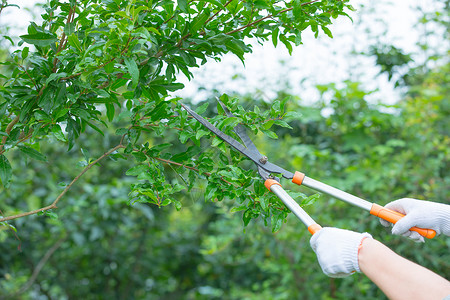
[379,198,450,242]
[310,227,372,278]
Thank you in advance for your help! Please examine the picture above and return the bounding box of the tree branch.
[0,115,20,153]
[15,235,67,295]
[52,5,77,72]
[153,157,236,187]
[0,143,125,222]
[205,0,235,25]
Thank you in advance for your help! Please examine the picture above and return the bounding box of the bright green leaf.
[20,32,58,47]
[124,57,140,88]
[0,155,12,188]
[18,145,48,162]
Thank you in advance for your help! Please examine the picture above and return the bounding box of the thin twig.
[205,0,235,25]
[0,115,20,152]
[158,0,197,29]
[226,0,320,35]
[0,130,35,155]
[154,157,203,173]
[153,157,236,186]
[15,235,67,295]
[0,143,125,222]
[52,6,77,72]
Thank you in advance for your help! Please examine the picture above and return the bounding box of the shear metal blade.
[181,103,263,164]
[217,99,260,153]
[181,103,295,180]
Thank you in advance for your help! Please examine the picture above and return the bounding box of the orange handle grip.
[370,204,436,239]
[292,171,305,186]
[308,224,322,235]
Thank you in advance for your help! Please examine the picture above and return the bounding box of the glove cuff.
[341,232,372,274]
[434,204,450,236]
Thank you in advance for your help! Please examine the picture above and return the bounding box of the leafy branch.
[52,5,77,72]
[0,142,125,222]
[0,115,20,153]
[226,0,320,35]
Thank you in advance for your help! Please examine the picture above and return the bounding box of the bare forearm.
[358,238,450,300]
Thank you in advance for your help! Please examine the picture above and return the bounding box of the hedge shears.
[181,102,436,239]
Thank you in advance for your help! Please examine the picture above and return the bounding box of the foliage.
[0,0,353,225]
[369,44,412,84]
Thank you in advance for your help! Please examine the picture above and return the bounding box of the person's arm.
[310,227,450,300]
[358,237,450,300]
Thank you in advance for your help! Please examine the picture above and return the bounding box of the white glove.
[379,198,450,242]
[310,227,372,278]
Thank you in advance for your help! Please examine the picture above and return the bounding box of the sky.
[174,0,428,105]
[0,0,439,106]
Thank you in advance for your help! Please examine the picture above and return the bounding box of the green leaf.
[225,39,250,63]
[81,148,90,163]
[18,145,48,162]
[86,121,105,136]
[220,117,239,129]
[195,130,209,140]
[190,11,209,34]
[262,130,278,139]
[64,22,76,35]
[20,32,58,47]
[321,26,333,38]
[0,155,12,188]
[279,34,293,55]
[126,165,148,176]
[52,125,67,142]
[0,222,17,232]
[230,205,247,213]
[271,212,283,233]
[124,56,140,88]
[271,27,279,48]
[149,143,172,153]
[147,27,161,36]
[22,47,29,60]
[115,11,130,19]
[46,72,68,85]
[132,152,147,162]
[261,120,274,130]
[177,0,188,13]
[67,33,82,51]
[179,131,191,144]
[211,136,222,147]
[259,196,268,212]
[243,209,252,226]
[301,193,321,207]
[38,210,59,219]
[274,120,293,129]
[46,211,59,219]
[132,5,148,19]
[105,103,115,122]
[195,102,209,114]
